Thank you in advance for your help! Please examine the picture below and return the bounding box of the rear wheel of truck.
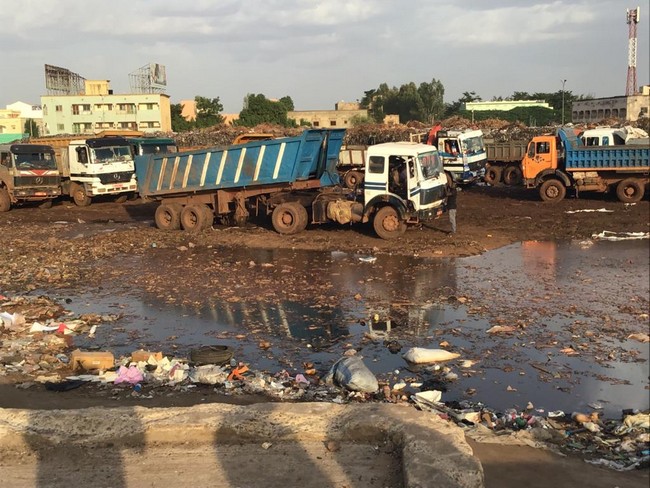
[271,202,307,235]
[38,199,53,209]
[484,165,502,186]
[203,205,214,229]
[344,170,364,189]
[71,183,92,207]
[373,206,407,239]
[539,179,566,203]
[155,203,182,230]
[616,178,644,203]
[0,188,11,212]
[503,166,523,186]
[180,204,208,233]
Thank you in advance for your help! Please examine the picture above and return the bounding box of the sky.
[1,0,649,114]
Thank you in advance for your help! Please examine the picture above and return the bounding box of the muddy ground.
[1,185,649,487]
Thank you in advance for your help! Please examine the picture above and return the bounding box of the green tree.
[417,79,445,124]
[170,103,192,132]
[24,119,40,137]
[194,96,224,128]
[237,94,296,127]
[444,91,482,117]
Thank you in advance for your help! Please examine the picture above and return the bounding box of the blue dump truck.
[135,128,449,239]
[522,128,650,202]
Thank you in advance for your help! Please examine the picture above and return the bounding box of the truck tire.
[539,179,566,203]
[0,188,11,212]
[39,199,53,209]
[155,203,182,230]
[484,165,502,186]
[203,205,214,229]
[616,178,644,203]
[180,204,208,233]
[503,166,523,186]
[344,170,364,189]
[373,206,407,239]
[271,202,307,235]
[71,183,92,207]
[189,345,234,366]
[114,194,129,204]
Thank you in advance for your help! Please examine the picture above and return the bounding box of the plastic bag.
[325,356,378,393]
[402,347,460,364]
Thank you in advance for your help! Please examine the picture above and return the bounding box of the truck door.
[522,138,554,180]
[364,154,389,202]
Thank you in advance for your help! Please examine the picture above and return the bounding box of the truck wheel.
[539,179,566,203]
[180,204,208,233]
[114,194,128,204]
[39,199,53,209]
[616,178,644,203]
[344,171,364,189]
[484,166,502,185]
[503,166,523,186]
[373,206,406,239]
[72,183,92,207]
[155,203,182,230]
[271,202,306,235]
[203,205,214,229]
[0,188,11,212]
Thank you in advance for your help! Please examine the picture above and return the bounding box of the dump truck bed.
[484,140,528,163]
[135,129,345,198]
[559,129,650,171]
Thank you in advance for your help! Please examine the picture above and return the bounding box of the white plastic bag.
[402,347,460,364]
[325,356,378,393]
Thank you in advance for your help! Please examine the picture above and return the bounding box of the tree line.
[171,79,599,132]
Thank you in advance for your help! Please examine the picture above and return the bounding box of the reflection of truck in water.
[30,135,138,206]
[411,126,486,184]
[523,128,650,203]
[135,129,448,239]
[0,143,61,211]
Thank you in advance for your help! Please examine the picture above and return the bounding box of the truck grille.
[14,176,60,187]
[98,171,133,184]
[420,185,446,205]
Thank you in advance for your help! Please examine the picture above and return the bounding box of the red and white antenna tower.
[626,6,640,96]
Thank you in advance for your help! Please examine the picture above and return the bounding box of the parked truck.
[0,143,61,211]
[135,129,448,239]
[482,139,528,186]
[411,126,486,184]
[128,136,178,156]
[30,135,138,206]
[580,126,649,147]
[523,127,650,203]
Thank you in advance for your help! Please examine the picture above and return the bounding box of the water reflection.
[57,239,648,418]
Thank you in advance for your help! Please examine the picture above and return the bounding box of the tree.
[417,79,445,124]
[194,96,224,128]
[444,91,482,117]
[170,103,192,132]
[237,94,296,127]
[24,119,40,137]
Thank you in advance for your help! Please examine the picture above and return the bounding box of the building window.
[604,109,611,117]
[117,104,136,114]
[95,122,114,129]
[43,105,48,116]
[620,108,627,119]
[330,121,337,126]
[313,121,320,127]
[55,105,63,112]
[612,109,619,117]
[72,104,92,115]
[138,103,157,110]
[94,104,113,111]
[139,121,161,128]
[57,123,65,131]
[118,122,138,129]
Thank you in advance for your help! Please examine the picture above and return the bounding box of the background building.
[41,79,172,135]
[288,101,370,128]
[571,85,650,123]
[463,100,551,111]
[0,108,25,143]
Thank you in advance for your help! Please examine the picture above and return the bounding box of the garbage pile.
[2,294,648,471]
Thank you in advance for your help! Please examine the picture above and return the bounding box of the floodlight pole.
[561,79,567,125]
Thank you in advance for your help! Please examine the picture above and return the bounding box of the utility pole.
[561,79,567,125]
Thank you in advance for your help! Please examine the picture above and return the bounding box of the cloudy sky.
[1,0,648,113]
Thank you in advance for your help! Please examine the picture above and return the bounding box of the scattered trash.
[358,256,377,263]
[69,350,115,371]
[324,355,378,393]
[402,347,460,364]
[114,365,145,385]
[565,208,613,214]
[592,230,649,241]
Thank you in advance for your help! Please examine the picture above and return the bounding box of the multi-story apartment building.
[41,80,171,135]
[571,85,650,123]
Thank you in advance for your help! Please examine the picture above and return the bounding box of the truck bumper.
[13,187,61,199]
[453,168,485,184]
[416,204,444,222]
[89,181,138,195]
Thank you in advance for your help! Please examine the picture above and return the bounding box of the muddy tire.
[503,166,523,186]
[71,183,92,207]
[203,205,214,229]
[180,204,208,233]
[114,194,128,204]
[271,202,307,235]
[539,179,566,203]
[484,165,502,185]
[616,178,644,203]
[189,345,234,366]
[0,188,11,212]
[38,199,53,209]
[343,170,364,189]
[155,203,182,230]
[373,206,407,239]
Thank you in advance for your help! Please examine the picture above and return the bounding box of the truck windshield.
[92,146,132,163]
[461,135,485,155]
[417,151,443,178]
[15,152,57,170]
[141,144,178,155]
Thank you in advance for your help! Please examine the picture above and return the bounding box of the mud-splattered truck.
[135,129,448,239]
[0,143,61,211]
[523,128,650,203]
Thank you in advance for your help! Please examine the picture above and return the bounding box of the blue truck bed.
[135,129,346,198]
[559,128,650,171]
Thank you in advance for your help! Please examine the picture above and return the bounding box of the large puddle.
[48,240,649,418]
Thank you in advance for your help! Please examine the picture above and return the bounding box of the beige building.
[41,80,172,135]
[463,100,551,111]
[288,101,370,128]
[571,85,650,123]
[0,108,26,143]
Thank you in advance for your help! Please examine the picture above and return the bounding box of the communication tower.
[626,7,640,96]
